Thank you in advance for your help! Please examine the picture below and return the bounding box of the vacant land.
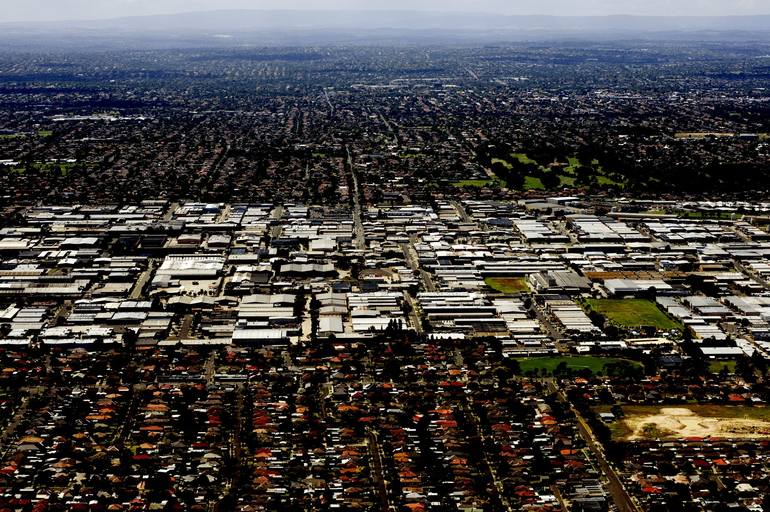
[585,299,681,331]
[516,356,642,376]
[603,405,770,441]
[485,277,529,294]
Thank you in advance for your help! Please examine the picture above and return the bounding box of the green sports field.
[516,356,642,376]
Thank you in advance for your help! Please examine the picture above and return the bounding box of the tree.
[122,328,138,349]
[540,171,560,189]
[736,356,755,382]
[554,361,569,377]
[641,286,658,300]
[507,358,521,375]
[751,351,768,376]
[587,310,605,328]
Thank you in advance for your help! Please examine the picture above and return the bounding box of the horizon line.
[4,9,770,25]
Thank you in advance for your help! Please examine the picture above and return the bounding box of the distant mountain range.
[4,10,770,48]
[20,10,770,32]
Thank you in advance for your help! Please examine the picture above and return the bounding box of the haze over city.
[1,0,767,22]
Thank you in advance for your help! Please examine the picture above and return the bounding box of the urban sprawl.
[1,44,770,512]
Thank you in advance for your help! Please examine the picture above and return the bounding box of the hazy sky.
[2,0,767,22]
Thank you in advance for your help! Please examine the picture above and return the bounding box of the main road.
[345,145,366,250]
[558,390,642,512]
[402,236,436,293]
[130,260,157,299]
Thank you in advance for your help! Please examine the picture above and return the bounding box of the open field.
[516,356,642,376]
[602,405,770,441]
[484,277,529,294]
[585,299,682,331]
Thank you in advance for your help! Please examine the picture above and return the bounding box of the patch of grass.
[596,175,623,188]
[585,299,682,331]
[562,157,582,179]
[491,157,513,169]
[524,176,544,190]
[0,133,24,140]
[679,211,741,220]
[485,277,529,294]
[564,156,590,172]
[562,156,626,189]
[511,153,539,166]
[515,356,642,376]
[709,361,737,374]
[33,162,77,176]
[37,130,53,137]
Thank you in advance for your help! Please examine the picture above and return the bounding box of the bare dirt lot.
[611,406,770,441]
